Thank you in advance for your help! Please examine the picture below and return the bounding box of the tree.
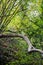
[0,0,43,65]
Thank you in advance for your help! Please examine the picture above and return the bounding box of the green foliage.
[0,0,43,65]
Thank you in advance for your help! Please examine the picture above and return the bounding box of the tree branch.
[0,33,43,55]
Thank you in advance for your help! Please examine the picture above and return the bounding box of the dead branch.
[0,33,43,54]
